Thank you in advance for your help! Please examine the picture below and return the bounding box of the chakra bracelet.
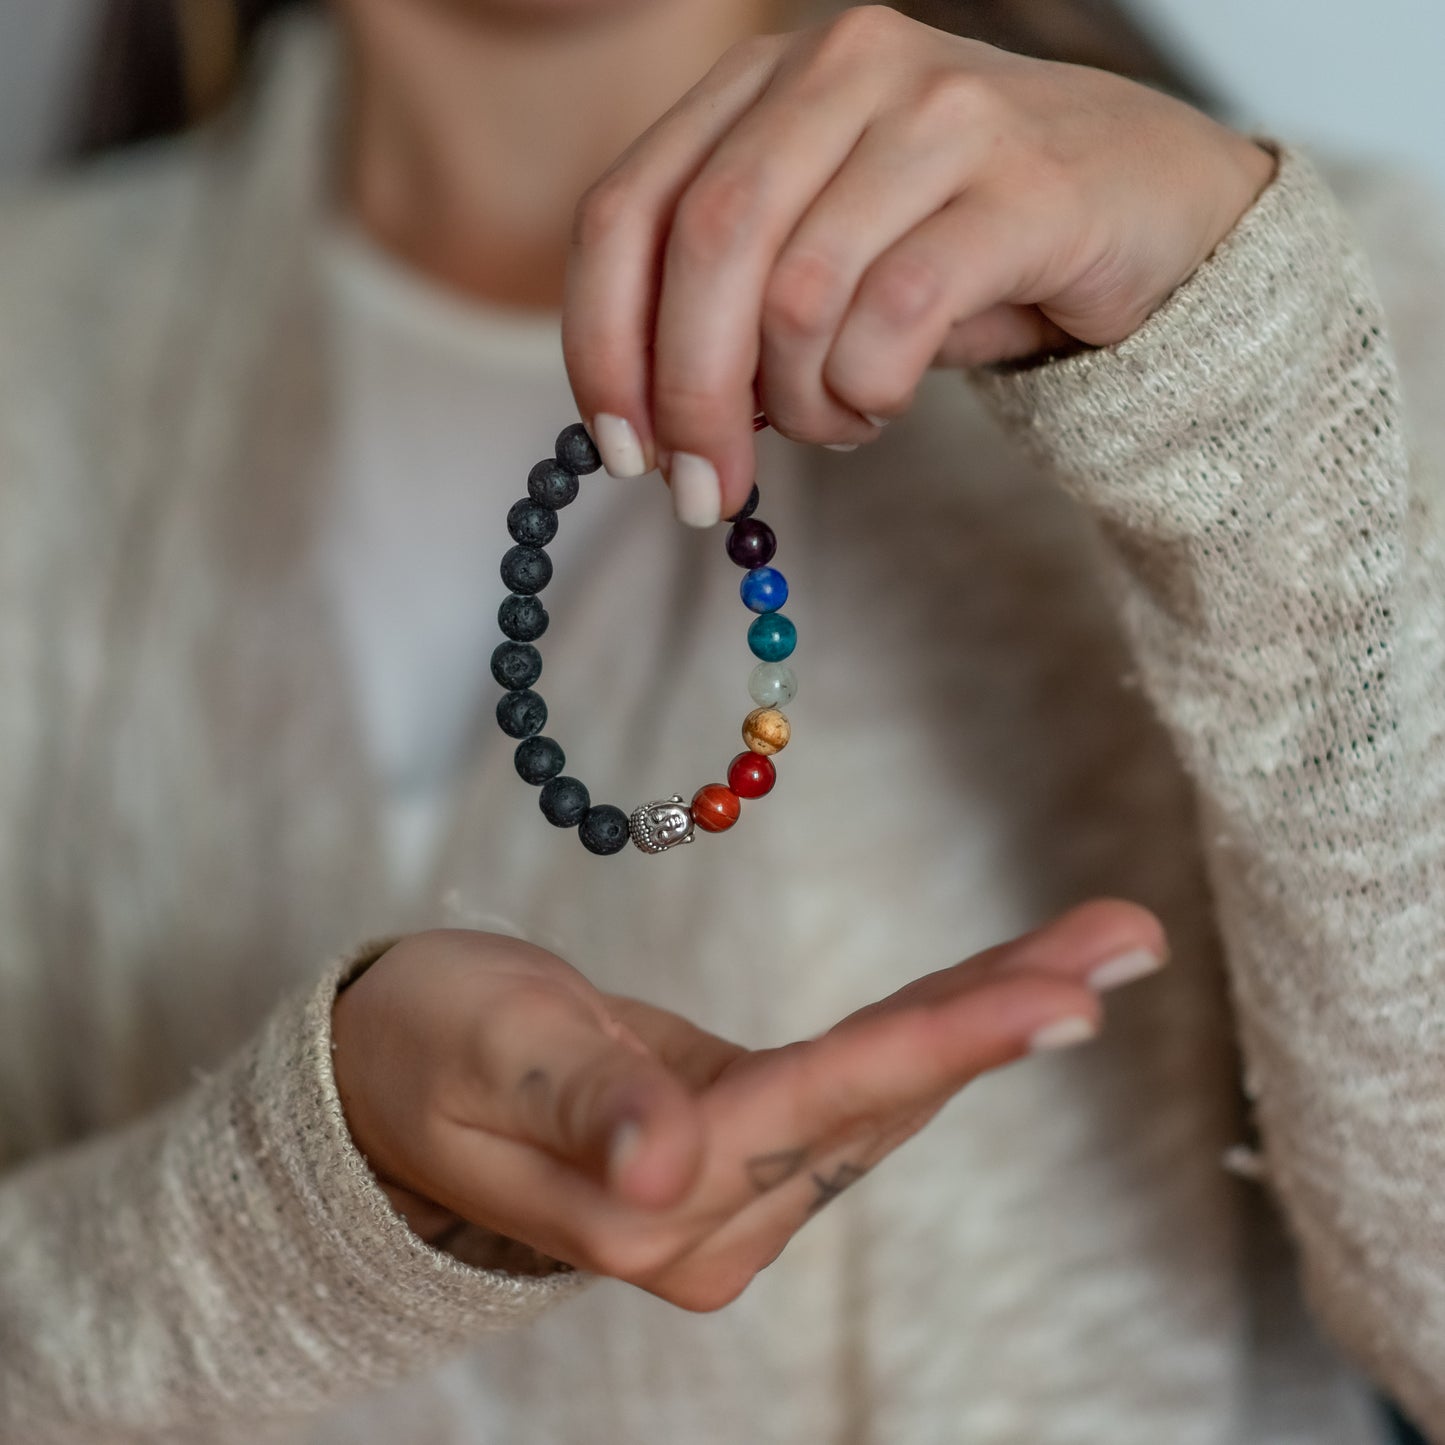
[492,420,795,857]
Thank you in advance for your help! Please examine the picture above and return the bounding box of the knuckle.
[906,71,1002,133]
[863,252,946,329]
[816,5,904,62]
[572,173,636,250]
[719,31,782,73]
[561,328,632,405]
[822,357,914,427]
[763,404,848,447]
[763,249,845,341]
[650,375,727,438]
[673,169,764,262]
[1002,151,1073,226]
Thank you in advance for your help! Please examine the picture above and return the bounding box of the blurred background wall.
[0,0,1441,189]
[1142,0,1444,191]
[0,0,98,178]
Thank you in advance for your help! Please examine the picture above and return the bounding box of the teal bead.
[748,613,797,662]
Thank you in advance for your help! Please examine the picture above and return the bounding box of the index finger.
[561,36,785,482]
[670,973,1101,1233]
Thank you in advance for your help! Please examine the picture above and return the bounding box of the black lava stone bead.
[491,641,542,690]
[555,422,603,475]
[726,517,777,570]
[498,593,549,642]
[540,774,591,828]
[528,459,580,510]
[500,544,552,595]
[515,734,565,785]
[727,484,760,523]
[507,498,559,548]
[579,804,630,856]
[496,688,547,739]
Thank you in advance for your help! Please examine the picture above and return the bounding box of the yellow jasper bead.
[742,706,790,756]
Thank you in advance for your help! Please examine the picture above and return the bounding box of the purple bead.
[726,518,777,570]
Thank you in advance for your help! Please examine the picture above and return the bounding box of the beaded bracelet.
[492,420,795,857]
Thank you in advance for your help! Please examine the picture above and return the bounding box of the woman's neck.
[335,0,789,310]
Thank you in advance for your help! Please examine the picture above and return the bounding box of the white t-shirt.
[316,220,613,892]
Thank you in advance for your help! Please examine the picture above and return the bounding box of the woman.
[1,0,1442,1441]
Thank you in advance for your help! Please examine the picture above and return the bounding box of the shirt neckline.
[320,214,567,373]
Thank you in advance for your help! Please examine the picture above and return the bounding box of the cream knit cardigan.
[1,16,1443,1445]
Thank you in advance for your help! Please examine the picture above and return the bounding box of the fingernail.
[824,442,859,452]
[670,452,721,528]
[1028,1016,1099,1053]
[608,1120,643,1185]
[863,412,891,428]
[591,413,648,478]
[1086,948,1165,993]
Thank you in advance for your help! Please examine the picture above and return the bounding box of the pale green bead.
[748,661,797,709]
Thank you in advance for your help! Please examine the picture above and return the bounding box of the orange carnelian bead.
[691,784,741,833]
[727,751,775,800]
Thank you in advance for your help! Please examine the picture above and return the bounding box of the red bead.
[727,751,775,799]
[692,784,741,833]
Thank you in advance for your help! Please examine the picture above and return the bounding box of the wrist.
[377,1177,464,1245]
[331,973,459,1245]
[1127,131,1279,352]
[1207,132,1280,263]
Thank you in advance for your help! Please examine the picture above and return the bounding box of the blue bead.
[740,566,788,614]
[748,612,797,662]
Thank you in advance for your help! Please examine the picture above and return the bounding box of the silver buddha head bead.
[630,796,696,854]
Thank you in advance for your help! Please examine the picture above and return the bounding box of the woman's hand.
[332,900,1165,1311]
[561,4,1275,521]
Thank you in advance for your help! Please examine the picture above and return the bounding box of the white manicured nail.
[863,412,891,427]
[670,452,721,528]
[608,1121,643,1183]
[1028,1016,1099,1053]
[824,442,859,452]
[591,413,648,478]
[1087,948,1164,993]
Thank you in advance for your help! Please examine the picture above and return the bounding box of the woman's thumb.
[522,1018,705,1210]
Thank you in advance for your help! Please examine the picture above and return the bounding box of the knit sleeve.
[971,144,1445,1431]
[0,939,587,1442]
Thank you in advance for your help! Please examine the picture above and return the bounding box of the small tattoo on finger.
[807,1163,867,1215]
[746,1148,807,1193]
